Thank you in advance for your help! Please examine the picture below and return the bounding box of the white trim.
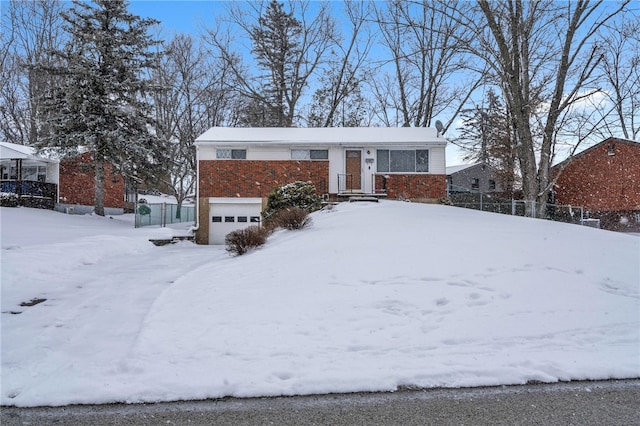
[196,127,446,146]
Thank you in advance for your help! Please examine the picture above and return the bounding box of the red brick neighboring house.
[58,151,126,213]
[552,137,640,231]
[195,127,448,244]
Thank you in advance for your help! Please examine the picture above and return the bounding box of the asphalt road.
[2,379,639,425]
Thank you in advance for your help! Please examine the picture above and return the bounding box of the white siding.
[327,147,343,194]
[430,146,446,174]
[247,147,290,160]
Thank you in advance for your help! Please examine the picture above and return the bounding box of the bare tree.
[306,1,373,127]
[0,0,67,145]
[371,0,482,130]
[152,34,237,217]
[464,0,629,217]
[204,0,335,127]
[596,15,640,140]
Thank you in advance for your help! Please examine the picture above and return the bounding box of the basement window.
[216,149,247,159]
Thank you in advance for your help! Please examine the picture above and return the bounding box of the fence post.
[161,202,166,227]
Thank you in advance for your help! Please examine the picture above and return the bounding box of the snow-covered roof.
[0,142,58,164]
[195,127,446,146]
[446,163,477,175]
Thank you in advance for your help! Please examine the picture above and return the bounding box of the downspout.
[190,144,200,235]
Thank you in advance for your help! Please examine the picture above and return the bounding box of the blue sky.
[124,1,466,164]
[128,0,224,36]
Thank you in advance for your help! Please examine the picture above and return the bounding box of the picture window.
[376,149,429,173]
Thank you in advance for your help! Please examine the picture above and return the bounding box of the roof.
[0,142,58,164]
[446,163,477,175]
[551,137,640,169]
[195,127,446,146]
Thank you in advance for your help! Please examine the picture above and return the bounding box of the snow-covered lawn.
[1,202,638,407]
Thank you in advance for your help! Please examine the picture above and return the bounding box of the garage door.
[209,198,263,245]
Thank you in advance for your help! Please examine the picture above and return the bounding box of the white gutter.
[190,144,200,234]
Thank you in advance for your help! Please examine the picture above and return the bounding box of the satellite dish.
[435,120,444,136]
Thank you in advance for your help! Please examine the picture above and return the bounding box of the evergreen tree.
[457,88,517,195]
[250,0,302,127]
[39,0,163,216]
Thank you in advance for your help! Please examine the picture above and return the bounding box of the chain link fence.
[447,187,594,227]
[135,203,195,228]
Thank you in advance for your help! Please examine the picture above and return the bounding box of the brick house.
[195,127,447,244]
[552,137,640,231]
[57,151,130,215]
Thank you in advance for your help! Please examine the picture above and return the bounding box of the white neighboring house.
[0,142,59,207]
[194,127,448,244]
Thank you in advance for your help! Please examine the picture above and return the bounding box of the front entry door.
[345,150,362,191]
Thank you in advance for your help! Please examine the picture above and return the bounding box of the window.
[471,178,479,190]
[291,149,328,160]
[489,179,496,190]
[237,216,248,223]
[250,216,261,223]
[376,149,429,173]
[212,216,222,223]
[224,216,235,222]
[216,149,246,159]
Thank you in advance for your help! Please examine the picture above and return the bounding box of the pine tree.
[457,89,517,195]
[39,0,163,216]
[250,0,302,127]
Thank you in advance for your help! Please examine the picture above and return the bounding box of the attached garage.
[208,198,263,245]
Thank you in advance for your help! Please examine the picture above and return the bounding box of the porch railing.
[337,174,354,193]
[1,180,57,209]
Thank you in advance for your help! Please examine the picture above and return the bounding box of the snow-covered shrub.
[225,226,270,256]
[263,181,321,222]
[0,192,19,207]
[269,207,312,230]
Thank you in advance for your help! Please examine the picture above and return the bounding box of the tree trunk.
[94,155,105,216]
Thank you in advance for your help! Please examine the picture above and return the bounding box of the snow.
[1,201,639,407]
[195,126,444,145]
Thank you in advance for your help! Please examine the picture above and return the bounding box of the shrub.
[263,181,322,222]
[0,193,19,207]
[269,207,312,230]
[225,225,270,256]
